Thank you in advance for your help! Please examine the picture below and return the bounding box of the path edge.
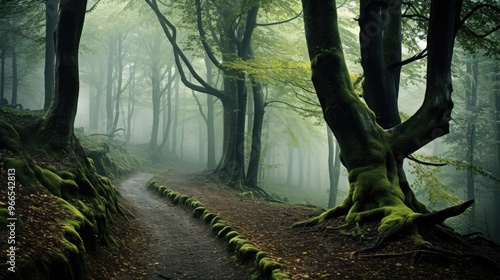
[146,178,291,280]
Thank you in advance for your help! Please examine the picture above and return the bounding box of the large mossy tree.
[295,0,480,250]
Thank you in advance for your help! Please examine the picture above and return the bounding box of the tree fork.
[298,0,471,249]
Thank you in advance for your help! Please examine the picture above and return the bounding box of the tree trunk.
[327,127,341,208]
[41,0,88,146]
[298,149,305,188]
[171,74,180,158]
[204,57,216,169]
[89,61,104,132]
[125,72,135,145]
[206,94,216,169]
[149,61,161,150]
[105,36,114,136]
[11,49,17,105]
[44,0,59,111]
[285,146,294,186]
[465,55,478,214]
[157,72,174,154]
[0,47,5,101]
[246,79,265,187]
[110,34,125,141]
[297,0,471,246]
[211,80,246,187]
[493,63,500,241]
[359,0,402,128]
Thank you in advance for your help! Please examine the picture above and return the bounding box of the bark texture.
[41,0,88,145]
[297,0,471,248]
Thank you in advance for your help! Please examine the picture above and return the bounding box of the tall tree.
[295,0,476,250]
[146,0,260,188]
[465,54,478,214]
[44,0,59,111]
[40,0,88,146]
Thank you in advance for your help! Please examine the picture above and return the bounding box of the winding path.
[116,173,249,280]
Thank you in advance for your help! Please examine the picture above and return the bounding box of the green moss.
[238,244,259,262]
[255,251,268,263]
[211,222,227,234]
[179,195,190,205]
[217,226,233,238]
[169,191,181,204]
[238,191,255,200]
[0,208,23,228]
[210,215,222,226]
[202,212,217,223]
[184,197,195,206]
[57,170,77,180]
[225,230,240,241]
[258,257,287,277]
[3,158,38,191]
[157,186,168,196]
[33,166,63,197]
[0,120,23,153]
[61,224,85,255]
[193,206,206,218]
[228,236,250,252]
[271,270,291,280]
[190,201,204,208]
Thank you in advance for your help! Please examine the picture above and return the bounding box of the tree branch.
[387,48,427,71]
[145,0,226,100]
[256,10,303,26]
[195,0,223,69]
[457,3,500,37]
[391,0,463,157]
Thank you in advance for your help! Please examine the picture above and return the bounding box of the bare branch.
[86,0,101,13]
[256,10,303,27]
[145,0,226,100]
[387,48,427,70]
[406,154,446,167]
[195,0,223,69]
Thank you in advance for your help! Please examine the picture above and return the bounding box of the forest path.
[113,173,249,280]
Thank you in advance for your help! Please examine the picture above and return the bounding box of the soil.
[89,171,500,280]
[87,173,250,280]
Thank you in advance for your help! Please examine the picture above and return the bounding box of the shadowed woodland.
[0,0,499,279]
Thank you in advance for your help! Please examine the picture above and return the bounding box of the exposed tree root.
[292,197,477,255]
[291,203,351,228]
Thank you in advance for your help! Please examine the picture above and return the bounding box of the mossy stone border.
[147,178,291,280]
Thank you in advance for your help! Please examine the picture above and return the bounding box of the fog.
[1,1,498,242]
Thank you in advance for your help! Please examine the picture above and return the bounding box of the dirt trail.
[115,173,249,280]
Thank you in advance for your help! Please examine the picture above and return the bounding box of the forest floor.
[90,170,500,280]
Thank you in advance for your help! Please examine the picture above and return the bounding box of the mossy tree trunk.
[40,0,87,147]
[298,0,473,247]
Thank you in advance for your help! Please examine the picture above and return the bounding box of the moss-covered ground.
[0,109,140,279]
[148,170,500,280]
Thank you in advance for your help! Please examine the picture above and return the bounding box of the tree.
[44,0,59,111]
[40,0,87,146]
[294,0,480,252]
[145,0,259,188]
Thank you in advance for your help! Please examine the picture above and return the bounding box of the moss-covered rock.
[0,119,23,153]
[146,178,292,280]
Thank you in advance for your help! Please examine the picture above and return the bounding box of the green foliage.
[409,153,499,209]
[409,157,464,207]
